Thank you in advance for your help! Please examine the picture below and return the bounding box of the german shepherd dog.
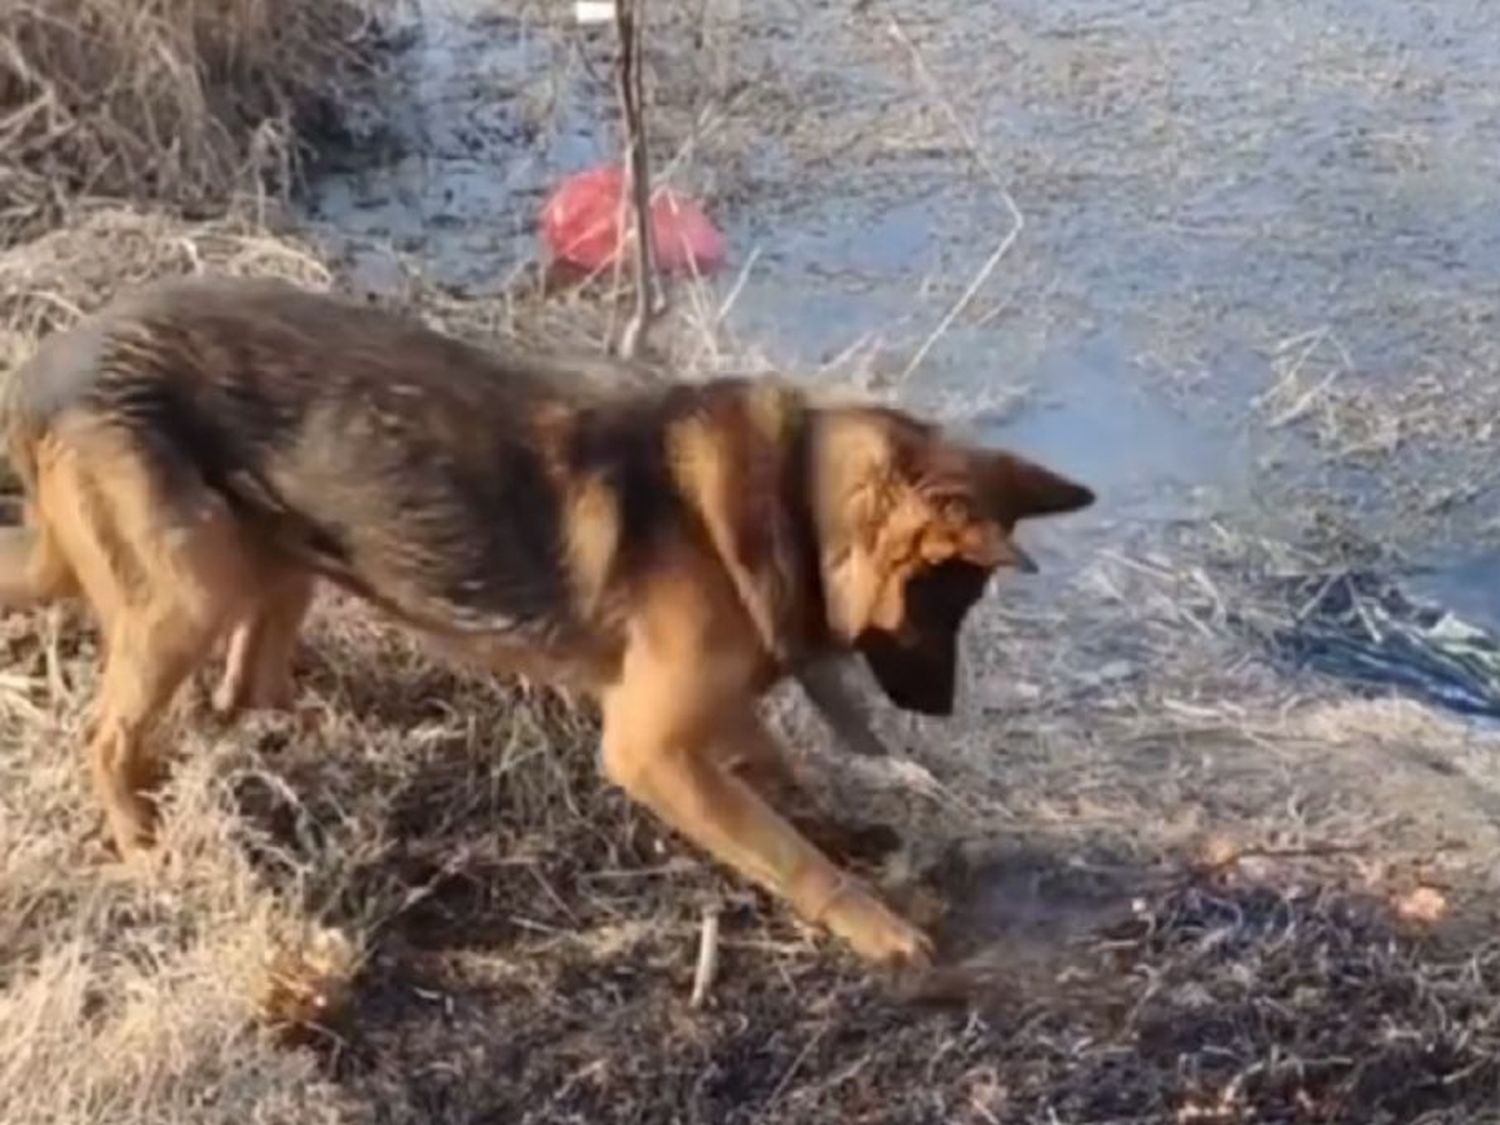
[0,276,1093,967]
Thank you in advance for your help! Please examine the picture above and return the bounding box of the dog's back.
[5,276,668,642]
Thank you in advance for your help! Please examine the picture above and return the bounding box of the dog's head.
[811,406,1094,716]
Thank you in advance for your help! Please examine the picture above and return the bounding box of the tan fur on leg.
[600,608,931,967]
[28,431,256,855]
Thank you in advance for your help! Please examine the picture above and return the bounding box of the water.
[302,0,1500,699]
[1411,553,1500,633]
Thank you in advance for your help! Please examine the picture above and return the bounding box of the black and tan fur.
[0,275,1093,967]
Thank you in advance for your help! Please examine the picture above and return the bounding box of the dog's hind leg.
[47,438,253,857]
[90,604,222,856]
[212,568,315,717]
[92,527,254,855]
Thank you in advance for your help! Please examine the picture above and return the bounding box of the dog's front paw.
[822,883,934,969]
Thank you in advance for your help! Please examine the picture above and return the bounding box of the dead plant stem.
[615,0,657,359]
[884,15,1025,386]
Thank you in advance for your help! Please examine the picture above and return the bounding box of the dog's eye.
[938,496,972,525]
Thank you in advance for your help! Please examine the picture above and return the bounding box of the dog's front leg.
[711,705,902,869]
[708,704,808,799]
[600,654,932,968]
[794,657,891,758]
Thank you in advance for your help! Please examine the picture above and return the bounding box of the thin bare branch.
[614,0,658,359]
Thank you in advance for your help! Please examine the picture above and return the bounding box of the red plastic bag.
[539,164,727,276]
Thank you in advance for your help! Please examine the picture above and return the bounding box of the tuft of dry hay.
[256,923,364,1045]
[0,204,334,368]
[1016,863,1500,1123]
[0,0,384,247]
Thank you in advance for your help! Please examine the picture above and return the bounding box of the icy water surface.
[303,0,1500,677]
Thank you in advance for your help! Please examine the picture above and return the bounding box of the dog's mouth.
[856,559,993,717]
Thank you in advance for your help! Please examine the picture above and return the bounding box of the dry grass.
[5,205,1500,1122]
[6,493,1500,1122]
[4,2,1500,1117]
[0,590,587,1125]
[0,205,334,361]
[0,0,383,246]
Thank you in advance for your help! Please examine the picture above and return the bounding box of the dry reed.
[0,0,383,246]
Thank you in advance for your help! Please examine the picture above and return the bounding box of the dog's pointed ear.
[981,450,1095,525]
